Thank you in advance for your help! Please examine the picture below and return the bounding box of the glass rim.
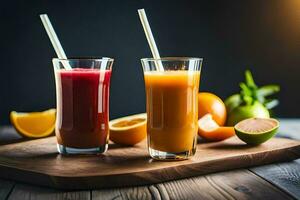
[141,57,203,62]
[52,57,114,62]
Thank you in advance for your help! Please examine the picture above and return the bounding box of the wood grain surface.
[153,170,293,200]
[251,159,300,199]
[0,179,15,199]
[7,169,293,200]
[0,136,299,190]
[8,184,90,200]
[92,169,293,200]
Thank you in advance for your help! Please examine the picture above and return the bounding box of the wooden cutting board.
[0,136,299,189]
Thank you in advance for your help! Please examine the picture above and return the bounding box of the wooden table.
[0,119,299,200]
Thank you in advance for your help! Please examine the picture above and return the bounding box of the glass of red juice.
[52,58,114,154]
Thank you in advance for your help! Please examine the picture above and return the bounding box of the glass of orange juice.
[141,57,202,160]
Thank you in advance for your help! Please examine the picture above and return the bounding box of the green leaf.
[240,83,252,97]
[240,83,254,105]
[243,95,253,105]
[245,70,257,89]
[257,85,280,97]
[236,70,280,110]
[224,94,242,113]
[256,95,265,104]
[264,99,279,109]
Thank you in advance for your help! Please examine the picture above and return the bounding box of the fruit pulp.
[109,113,147,146]
[234,118,279,145]
[55,68,111,148]
[144,71,200,153]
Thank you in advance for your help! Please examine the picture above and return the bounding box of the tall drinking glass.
[52,58,114,154]
[141,57,202,160]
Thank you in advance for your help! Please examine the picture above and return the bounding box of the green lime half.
[234,118,279,145]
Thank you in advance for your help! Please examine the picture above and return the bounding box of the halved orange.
[10,109,56,138]
[109,113,147,145]
[198,114,235,141]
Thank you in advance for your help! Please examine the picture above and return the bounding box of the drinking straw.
[40,14,71,70]
[138,9,164,71]
[100,57,110,71]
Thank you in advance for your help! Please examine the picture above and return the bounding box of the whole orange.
[198,92,227,126]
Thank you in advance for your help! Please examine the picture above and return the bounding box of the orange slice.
[198,114,235,141]
[10,109,56,138]
[109,113,147,145]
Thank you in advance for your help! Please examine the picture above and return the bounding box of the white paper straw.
[40,14,71,70]
[138,9,164,71]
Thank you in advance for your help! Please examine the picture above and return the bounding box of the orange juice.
[144,71,200,153]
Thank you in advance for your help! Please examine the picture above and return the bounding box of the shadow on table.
[0,126,31,145]
[206,143,253,150]
[108,143,139,150]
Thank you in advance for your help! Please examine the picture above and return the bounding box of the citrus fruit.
[10,109,56,138]
[235,118,279,145]
[109,113,147,145]
[198,92,227,126]
[224,94,241,113]
[227,101,270,126]
[198,114,235,141]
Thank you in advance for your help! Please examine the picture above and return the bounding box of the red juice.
[55,68,111,149]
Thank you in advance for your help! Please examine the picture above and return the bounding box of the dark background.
[0,0,299,125]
